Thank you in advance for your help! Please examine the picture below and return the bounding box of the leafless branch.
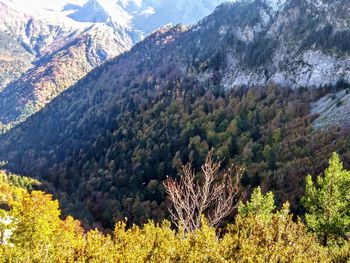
[164,151,243,232]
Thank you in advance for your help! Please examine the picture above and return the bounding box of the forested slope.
[1,155,349,262]
[1,0,350,227]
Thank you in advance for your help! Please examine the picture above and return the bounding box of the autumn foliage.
[0,152,349,262]
[0,189,328,263]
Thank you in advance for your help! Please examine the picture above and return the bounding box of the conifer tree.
[238,187,275,221]
[302,153,350,246]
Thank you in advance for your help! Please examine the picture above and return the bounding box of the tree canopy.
[1,153,350,262]
[303,152,350,246]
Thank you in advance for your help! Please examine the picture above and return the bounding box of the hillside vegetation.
[3,82,350,227]
[0,154,349,262]
[2,0,350,228]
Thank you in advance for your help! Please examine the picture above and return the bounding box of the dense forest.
[1,153,349,262]
[2,0,350,229]
[1,0,350,261]
[2,83,350,228]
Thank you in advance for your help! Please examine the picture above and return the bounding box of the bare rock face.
[184,0,350,90]
[312,88,350,129]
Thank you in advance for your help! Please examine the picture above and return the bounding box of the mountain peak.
[68,0,131,26]
[67,0,111,23]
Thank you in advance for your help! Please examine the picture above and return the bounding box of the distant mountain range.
[0,0,227,131]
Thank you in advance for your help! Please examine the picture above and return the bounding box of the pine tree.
[238,187,275,222]
[302,152,350,246]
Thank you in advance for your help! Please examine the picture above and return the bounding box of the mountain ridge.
[0,0,133,130]
[0,0,227,131]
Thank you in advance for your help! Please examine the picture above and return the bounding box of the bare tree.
[164,151,243,232]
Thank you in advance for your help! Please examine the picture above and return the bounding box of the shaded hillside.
[1,0,350,226]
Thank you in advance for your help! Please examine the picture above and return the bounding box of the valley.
[0,0,350,262]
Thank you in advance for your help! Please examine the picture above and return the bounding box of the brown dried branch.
[164,150,243,232]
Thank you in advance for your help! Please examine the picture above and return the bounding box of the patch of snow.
[2,0,237,41]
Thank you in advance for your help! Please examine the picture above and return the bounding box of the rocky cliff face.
[183,0,350,89]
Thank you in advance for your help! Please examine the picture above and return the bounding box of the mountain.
[0,0,133,131]
[117,0,232,40]
[0,0,227,132]
[1,0,350,226]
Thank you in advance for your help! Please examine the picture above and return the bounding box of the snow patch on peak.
[66,0,131,27]
[2,0,235,40]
